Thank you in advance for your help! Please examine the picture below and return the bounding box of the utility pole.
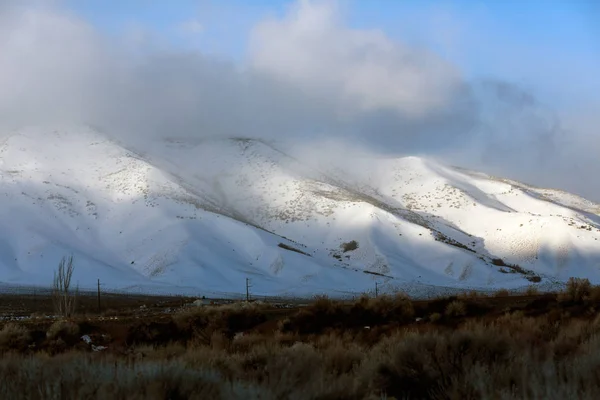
[97,279,101,313]
[246,278,252,302]
[375,282,379,298]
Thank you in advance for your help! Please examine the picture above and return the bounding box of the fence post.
[97,279,101,313]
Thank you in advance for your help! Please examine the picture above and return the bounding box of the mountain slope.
[0,126,599,297]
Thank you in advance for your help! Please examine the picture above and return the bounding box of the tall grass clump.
[0,323,31,353]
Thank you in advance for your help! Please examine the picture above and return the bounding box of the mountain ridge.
[0,125,599,297]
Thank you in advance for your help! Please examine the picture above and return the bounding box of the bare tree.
[52,255,78,318]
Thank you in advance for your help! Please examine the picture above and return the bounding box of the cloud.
[0,4,111,127]
[0,0,598,201]
[249,0,463,118]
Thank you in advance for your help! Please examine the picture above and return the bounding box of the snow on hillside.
[0,126,599,298]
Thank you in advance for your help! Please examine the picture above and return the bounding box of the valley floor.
[1,283,600,399]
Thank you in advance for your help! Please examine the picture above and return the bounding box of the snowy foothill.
[0,126,598,298]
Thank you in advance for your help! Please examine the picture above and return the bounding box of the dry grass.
[557,277,598,305]
[46,320,80,341]
[525,285,539,296]
[3,313,600,399]
[445,300,466,318]
[2,282,600,398]
[280,293,414,334]
[172,301,270,344]
[458,290,485,299]
[0,323,31,352]
[429,312,442,323]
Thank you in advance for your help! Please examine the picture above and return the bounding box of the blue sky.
[65,0,599,111]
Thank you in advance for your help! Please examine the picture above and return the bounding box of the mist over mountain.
[1,1,598,201]
[0,126,598,297]
[0,1,598,295]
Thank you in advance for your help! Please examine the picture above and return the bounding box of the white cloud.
[249,0,463,117]
[0,5,109,127]
[0,0,598,201]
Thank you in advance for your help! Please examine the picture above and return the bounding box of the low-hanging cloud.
[0,3,107,127]
[0,0,598,202]
[249,0,463,118]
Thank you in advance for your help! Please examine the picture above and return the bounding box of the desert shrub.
[493,312,565,347]
[392,292,414,316]
[492,258,507,266]
[559,277,592,304]
[0,323,31,352]
[276,317,291,332]
[230,333,269,353]
[4,311,600,399]
[262,341,368,398]
[445,300,466,318]
[458,290,484,299]
[429,313,442,323]
[587,286,600,304]
[46,320,80,343]
[351,293,414,326]
[550,319,599,358]
[323,344,364,376]
[174,302,269,342]
[313,335,365,376]
[127,320,182,346]
[525,285,539,296]
[414,296,457,316]
[372,329,513,399]
[494,288,510,297]
[280,296,346,334]
[283,293,414,334]
[341,240,359,252]
[46,337,69,355]
[0,353,246,400]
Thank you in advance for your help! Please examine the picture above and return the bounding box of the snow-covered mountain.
[1,126,599,297]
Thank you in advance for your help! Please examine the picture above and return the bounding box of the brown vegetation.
[341,240,359,252]
[492,258,542,282]
[444,300,466,317]
[0,323,31,352]
[1,281,600,398]
[46,320,80,342]
[525,285,539,296]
